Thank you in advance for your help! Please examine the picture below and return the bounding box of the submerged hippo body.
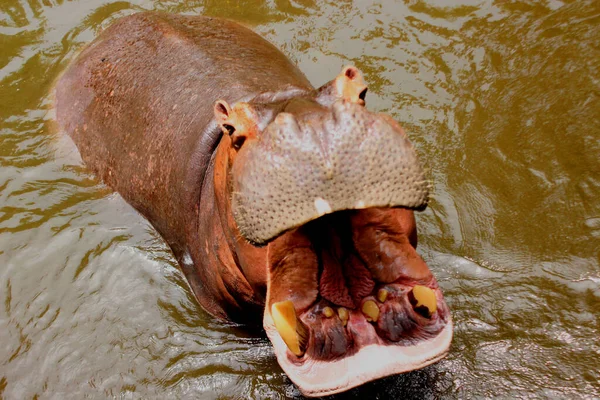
[56,12,452,396]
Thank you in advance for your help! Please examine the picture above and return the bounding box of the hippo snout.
[231,99,430,245]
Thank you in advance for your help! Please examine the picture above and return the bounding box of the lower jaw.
[261,208,452,395]
[264,311,453,397]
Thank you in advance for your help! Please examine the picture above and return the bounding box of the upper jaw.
[231,100,429,246]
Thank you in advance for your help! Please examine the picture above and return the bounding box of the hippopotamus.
[55,12,452,396]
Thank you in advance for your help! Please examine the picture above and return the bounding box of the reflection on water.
[1,0,599,398]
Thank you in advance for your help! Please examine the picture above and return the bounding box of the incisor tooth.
[338,307,349,326]
[323,306,334,318]
[361,300,380,322]
[271,300,308,357]
[377,288,388,303]
[409,285,437,317]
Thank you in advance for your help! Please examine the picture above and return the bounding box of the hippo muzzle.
[214,71,452,396]
[232,99,430,245]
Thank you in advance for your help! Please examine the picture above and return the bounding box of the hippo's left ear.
[214,100,258,150]
[317,65,368,106]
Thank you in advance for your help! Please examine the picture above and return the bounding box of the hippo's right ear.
[214,100,258,150]
[316,65,368,106]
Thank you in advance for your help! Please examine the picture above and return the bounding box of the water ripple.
[0,0,599,398]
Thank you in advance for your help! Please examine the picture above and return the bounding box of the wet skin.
[55,12,451,396]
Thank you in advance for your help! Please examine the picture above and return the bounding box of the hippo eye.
[232,135,246,150]
[223,124,235,136]
[359,88,367,101]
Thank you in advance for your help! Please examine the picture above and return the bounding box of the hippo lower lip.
[262,208,452,396]
[265,320,452,397]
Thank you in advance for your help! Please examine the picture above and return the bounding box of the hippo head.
[211,67,452,397]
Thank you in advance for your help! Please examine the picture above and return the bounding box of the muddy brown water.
[1,0,599,398]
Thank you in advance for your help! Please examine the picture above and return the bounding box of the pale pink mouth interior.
[263,208,453,396]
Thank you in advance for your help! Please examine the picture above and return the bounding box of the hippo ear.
[316,65,368,106]
[213,100,258,150]
[336,66,368,105]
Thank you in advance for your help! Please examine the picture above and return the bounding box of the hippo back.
[55,12,313,256]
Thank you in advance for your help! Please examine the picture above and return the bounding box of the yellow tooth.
[323,306,334,318]
[271,301,308,357]
[410,285,437,317]
[337,307,349,326]
[377,288,388,303]
[361,300,380,322]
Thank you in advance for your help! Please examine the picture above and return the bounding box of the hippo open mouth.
[262,207,452,396]
[222,91,452,396]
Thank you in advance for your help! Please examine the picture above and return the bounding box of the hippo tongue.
[318,219,375,309]
[319,253,374,308]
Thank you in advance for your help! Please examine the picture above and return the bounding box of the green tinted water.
[1,0,599,398]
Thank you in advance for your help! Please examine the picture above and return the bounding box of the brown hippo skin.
[55,12,452,397]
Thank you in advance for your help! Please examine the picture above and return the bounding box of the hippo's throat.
[262,208,452,397]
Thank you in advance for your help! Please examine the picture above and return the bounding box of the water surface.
[1,0,599,398]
